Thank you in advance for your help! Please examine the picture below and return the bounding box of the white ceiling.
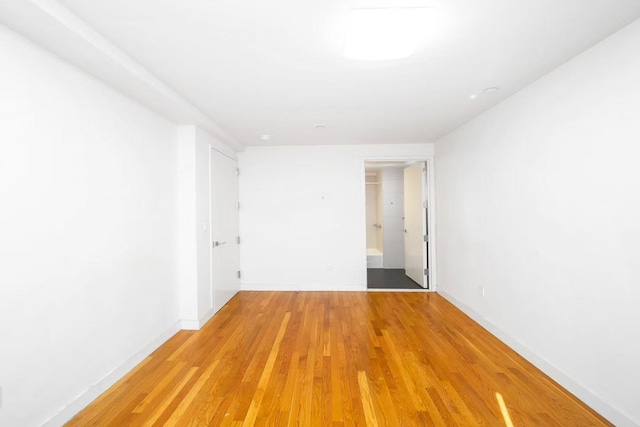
[13,0,640,146]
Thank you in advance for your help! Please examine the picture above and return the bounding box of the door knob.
[213,241,227,247]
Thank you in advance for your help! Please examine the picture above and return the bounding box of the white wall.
[238,144,433,291]
[177,127,199,326]
[0,26,180,426]
[178,125,237,329]
[435,19,640,426]
[381,168,405,268]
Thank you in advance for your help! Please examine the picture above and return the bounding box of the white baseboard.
[198,307,218,327]
[240,283,365,292]
[180,318,201,330]
[438,290,638,427]
[41,321,182,427]
[181,307,218,330]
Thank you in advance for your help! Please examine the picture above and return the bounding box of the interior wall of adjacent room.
[365,171,380,250]
[0,26,180,427]
[238,144,433,291]
[381,167,404,269]
[375,172,384,251]
[435,19,640,426]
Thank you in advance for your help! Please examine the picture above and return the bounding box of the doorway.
[210,148,241,312]
[364,159,434,291]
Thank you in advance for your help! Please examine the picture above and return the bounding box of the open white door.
[211,148,240,313]
[404,162,428,288]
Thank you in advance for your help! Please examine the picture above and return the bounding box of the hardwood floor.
[67,292,610,426]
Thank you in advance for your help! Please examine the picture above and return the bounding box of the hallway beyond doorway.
[367,268,423,290]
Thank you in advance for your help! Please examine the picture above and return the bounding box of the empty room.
[1,0,640,426]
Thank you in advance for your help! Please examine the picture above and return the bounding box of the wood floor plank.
[163,362,218,425]
[67,292,613,426]
[357,371,379,427]
[242,312,291,426]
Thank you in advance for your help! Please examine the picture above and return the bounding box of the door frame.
[360,156,436,292]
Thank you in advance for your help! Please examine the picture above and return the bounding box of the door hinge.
[236,202,241,210]
[423,235,429,242]
[424,268,429,276]
[237,236,241,244]
[423,200,427,209]
[422,167,427,175]
[236,168,240,176]
[237,271,241,279]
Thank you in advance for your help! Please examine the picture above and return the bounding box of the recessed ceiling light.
[344,8,434,60]
[484,87,500,94]
[260,134,271,141]
[315,125,326,129]
[469,94,478,100]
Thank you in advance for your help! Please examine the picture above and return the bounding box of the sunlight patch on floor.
[496,392,514,427]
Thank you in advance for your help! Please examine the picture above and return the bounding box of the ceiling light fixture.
[469,94,478,100]
[260,134,271,141]
[344,8,434,60]
[315,125,326,129]
[484,87,500,94]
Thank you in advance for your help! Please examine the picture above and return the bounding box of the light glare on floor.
[496,392,514,427]
[344,8,434,60]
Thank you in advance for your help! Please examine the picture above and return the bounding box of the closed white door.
[403,162,428,288]
[211,149,240,313]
